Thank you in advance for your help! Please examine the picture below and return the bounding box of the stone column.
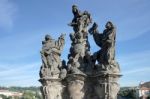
[66,74,86,99]
[39,78,65,99]
[94,73,122,99]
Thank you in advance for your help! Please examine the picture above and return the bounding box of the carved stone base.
[66,74,86,99]
[39,73,121,99]
[39,78,65,99]
[63,73,121,99]
[92,73,122,99]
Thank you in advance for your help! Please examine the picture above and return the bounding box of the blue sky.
[0,0,150,87]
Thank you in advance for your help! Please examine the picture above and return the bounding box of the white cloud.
[117,50,150,86]
[0,0,17,29]
[0,62,40,76]
[0,30,44,61]
[0,62,41,86]
[120,67,150,87]
[122,67,150,75]
[117,50,150,67]
[117,14,150,41]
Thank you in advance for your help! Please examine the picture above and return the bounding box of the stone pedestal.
[66,74,86,99]
[92,73,122,99]
[39,78,65,99]
[63,73,121,99]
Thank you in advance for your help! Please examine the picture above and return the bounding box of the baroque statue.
[39,5,121,99]
[67,5,92,75]
[40,33,66,78]
[89,22,120,73]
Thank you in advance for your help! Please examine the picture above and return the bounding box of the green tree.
[21,91,35,99]
[35,91,43,99]
[0,94,7,99]
[119,88,136,99]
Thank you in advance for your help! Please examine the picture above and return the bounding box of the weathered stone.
[40,33,66,78]
[89,21,120,74]
[39,5,122,99]
[67,5,92,75]
[66,74,86,99]
[39,78,65,99]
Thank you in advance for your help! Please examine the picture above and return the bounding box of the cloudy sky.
[0,0,150,87]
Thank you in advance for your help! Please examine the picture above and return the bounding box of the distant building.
[0,89,23,97]
[136,81,150,99]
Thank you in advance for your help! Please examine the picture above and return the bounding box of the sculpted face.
[72,5,78,12]
[105,21,113,29]
[45,34,52,41]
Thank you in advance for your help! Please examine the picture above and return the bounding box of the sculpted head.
[45,34,52,41]
[72,5,78,12]
[83,10,88,15]
[59,33,66,39]
[105,21,114,29]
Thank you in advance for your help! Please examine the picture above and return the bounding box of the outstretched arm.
[88,22,99,35]
[56,33,66,51]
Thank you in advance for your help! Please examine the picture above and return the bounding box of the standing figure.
[102,21,116,64]
[69,5,92,34]
[69,5,82,33]
[40,35,55,69]
[40,34,65,77]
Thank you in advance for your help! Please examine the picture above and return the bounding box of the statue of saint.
[69,5,92,34]
[40,34,65,77]
[89,21,116,65]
